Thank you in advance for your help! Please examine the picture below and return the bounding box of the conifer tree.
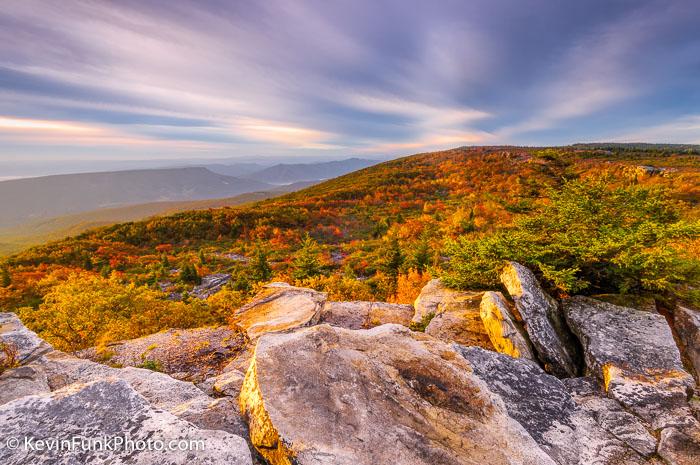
[0,267,11,288]
[250,247,273,283]
[292,234,322,281]
[383,236,404,277]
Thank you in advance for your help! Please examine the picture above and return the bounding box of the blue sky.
[1,0,699,163]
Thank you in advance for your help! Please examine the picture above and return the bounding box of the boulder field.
[1,263,699,464]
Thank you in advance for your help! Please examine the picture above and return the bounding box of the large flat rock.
[500,262,579,377]
[231,283,326,339]
[239,323,555,465]
[564,296,695,429]
[0,378,252,465]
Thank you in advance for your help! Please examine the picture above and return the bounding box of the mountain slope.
[0,167,271,228]
[243,158,378,184]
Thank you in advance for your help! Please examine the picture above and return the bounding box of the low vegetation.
[1,145,697,351]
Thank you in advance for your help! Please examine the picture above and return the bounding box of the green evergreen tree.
[198,250,207,265]
[181,264,201,285]
[410,236,431,272]
[383,236,404,277]
[160,253,170,269]
[292,234,322,281]
[250,247,272,283]
[1,267,11,287]
[82,256,93,271]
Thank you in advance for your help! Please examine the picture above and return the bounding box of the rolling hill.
[243,158,378,184]
[0,167,272,229]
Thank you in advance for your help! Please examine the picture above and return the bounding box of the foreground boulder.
[0,312,52,366]
[500,262,579,377]
[77,326,246,382]
[240,323,554,465]
[564,296,695,429]
[479,291,535,360]
[457,346,658,464]
[231,283,327,339]
[320,301,413,329]
[0,378,252,465]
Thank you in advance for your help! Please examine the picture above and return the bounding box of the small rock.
[212,369,246,398]
[424,291,494,348]
[191,273,232,299]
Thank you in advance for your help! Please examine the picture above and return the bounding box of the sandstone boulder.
[319,301,413,329]
[673,305,700,382]
[500,262,579,377]
[564,296,695,429]
[479,291,535,360]
[424,291,494,348]
[240,323,555,465]
[77,326,246,382]
[457,346,658,464]
[231,283,326,339]
[0,312,52,365]
[0,378,252,465]
[411,278,456,324]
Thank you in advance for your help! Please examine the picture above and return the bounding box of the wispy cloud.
[0,0,698,161]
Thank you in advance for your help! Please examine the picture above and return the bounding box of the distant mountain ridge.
[0,167,271,228]
[242,158,378,184]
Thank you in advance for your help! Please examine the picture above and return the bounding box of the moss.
[409,312,435,332]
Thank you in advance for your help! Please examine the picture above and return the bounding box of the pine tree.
[383,236,404,277]
[160,253,170,269]
[1,267,11,287]
[292,234,322,281]
[198,250,207,265]
[411,236,431,272]
[250,247,272,283]
[82,256,93,271]
[181,264,201,284]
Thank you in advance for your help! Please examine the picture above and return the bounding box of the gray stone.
[0,365,50,405]
[424,290,495,348]
[0,312,52,365]
[192,273,232,299]
[500,262,579,377]
[564,296,695,429]
[479,291,536,360]
[212,369,246,398]
[456,346,655,464]
[0,378,252,465]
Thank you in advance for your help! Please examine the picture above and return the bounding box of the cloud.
[612,115,700,144]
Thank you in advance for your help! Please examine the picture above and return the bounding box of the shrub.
[442,178,700,298]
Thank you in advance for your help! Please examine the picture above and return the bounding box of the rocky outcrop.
[411,278,457,324]
[500,262,579,377]
[240,323,555,465]
[319,301,413,329]
[673,305,700,382]
[0,312,52,365]
[77,326,246,382]
[192,273,232,299]
[231,283,327,339]
[0,378,252,465]
[564,296,695,427]
[479,291,535,360]
[0,365,50,405]
[457,346,658,464]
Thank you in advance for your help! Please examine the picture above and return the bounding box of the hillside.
[0,167,271,228]
[0,188,311,257]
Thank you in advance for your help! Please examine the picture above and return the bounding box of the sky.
[1,0,699,166]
